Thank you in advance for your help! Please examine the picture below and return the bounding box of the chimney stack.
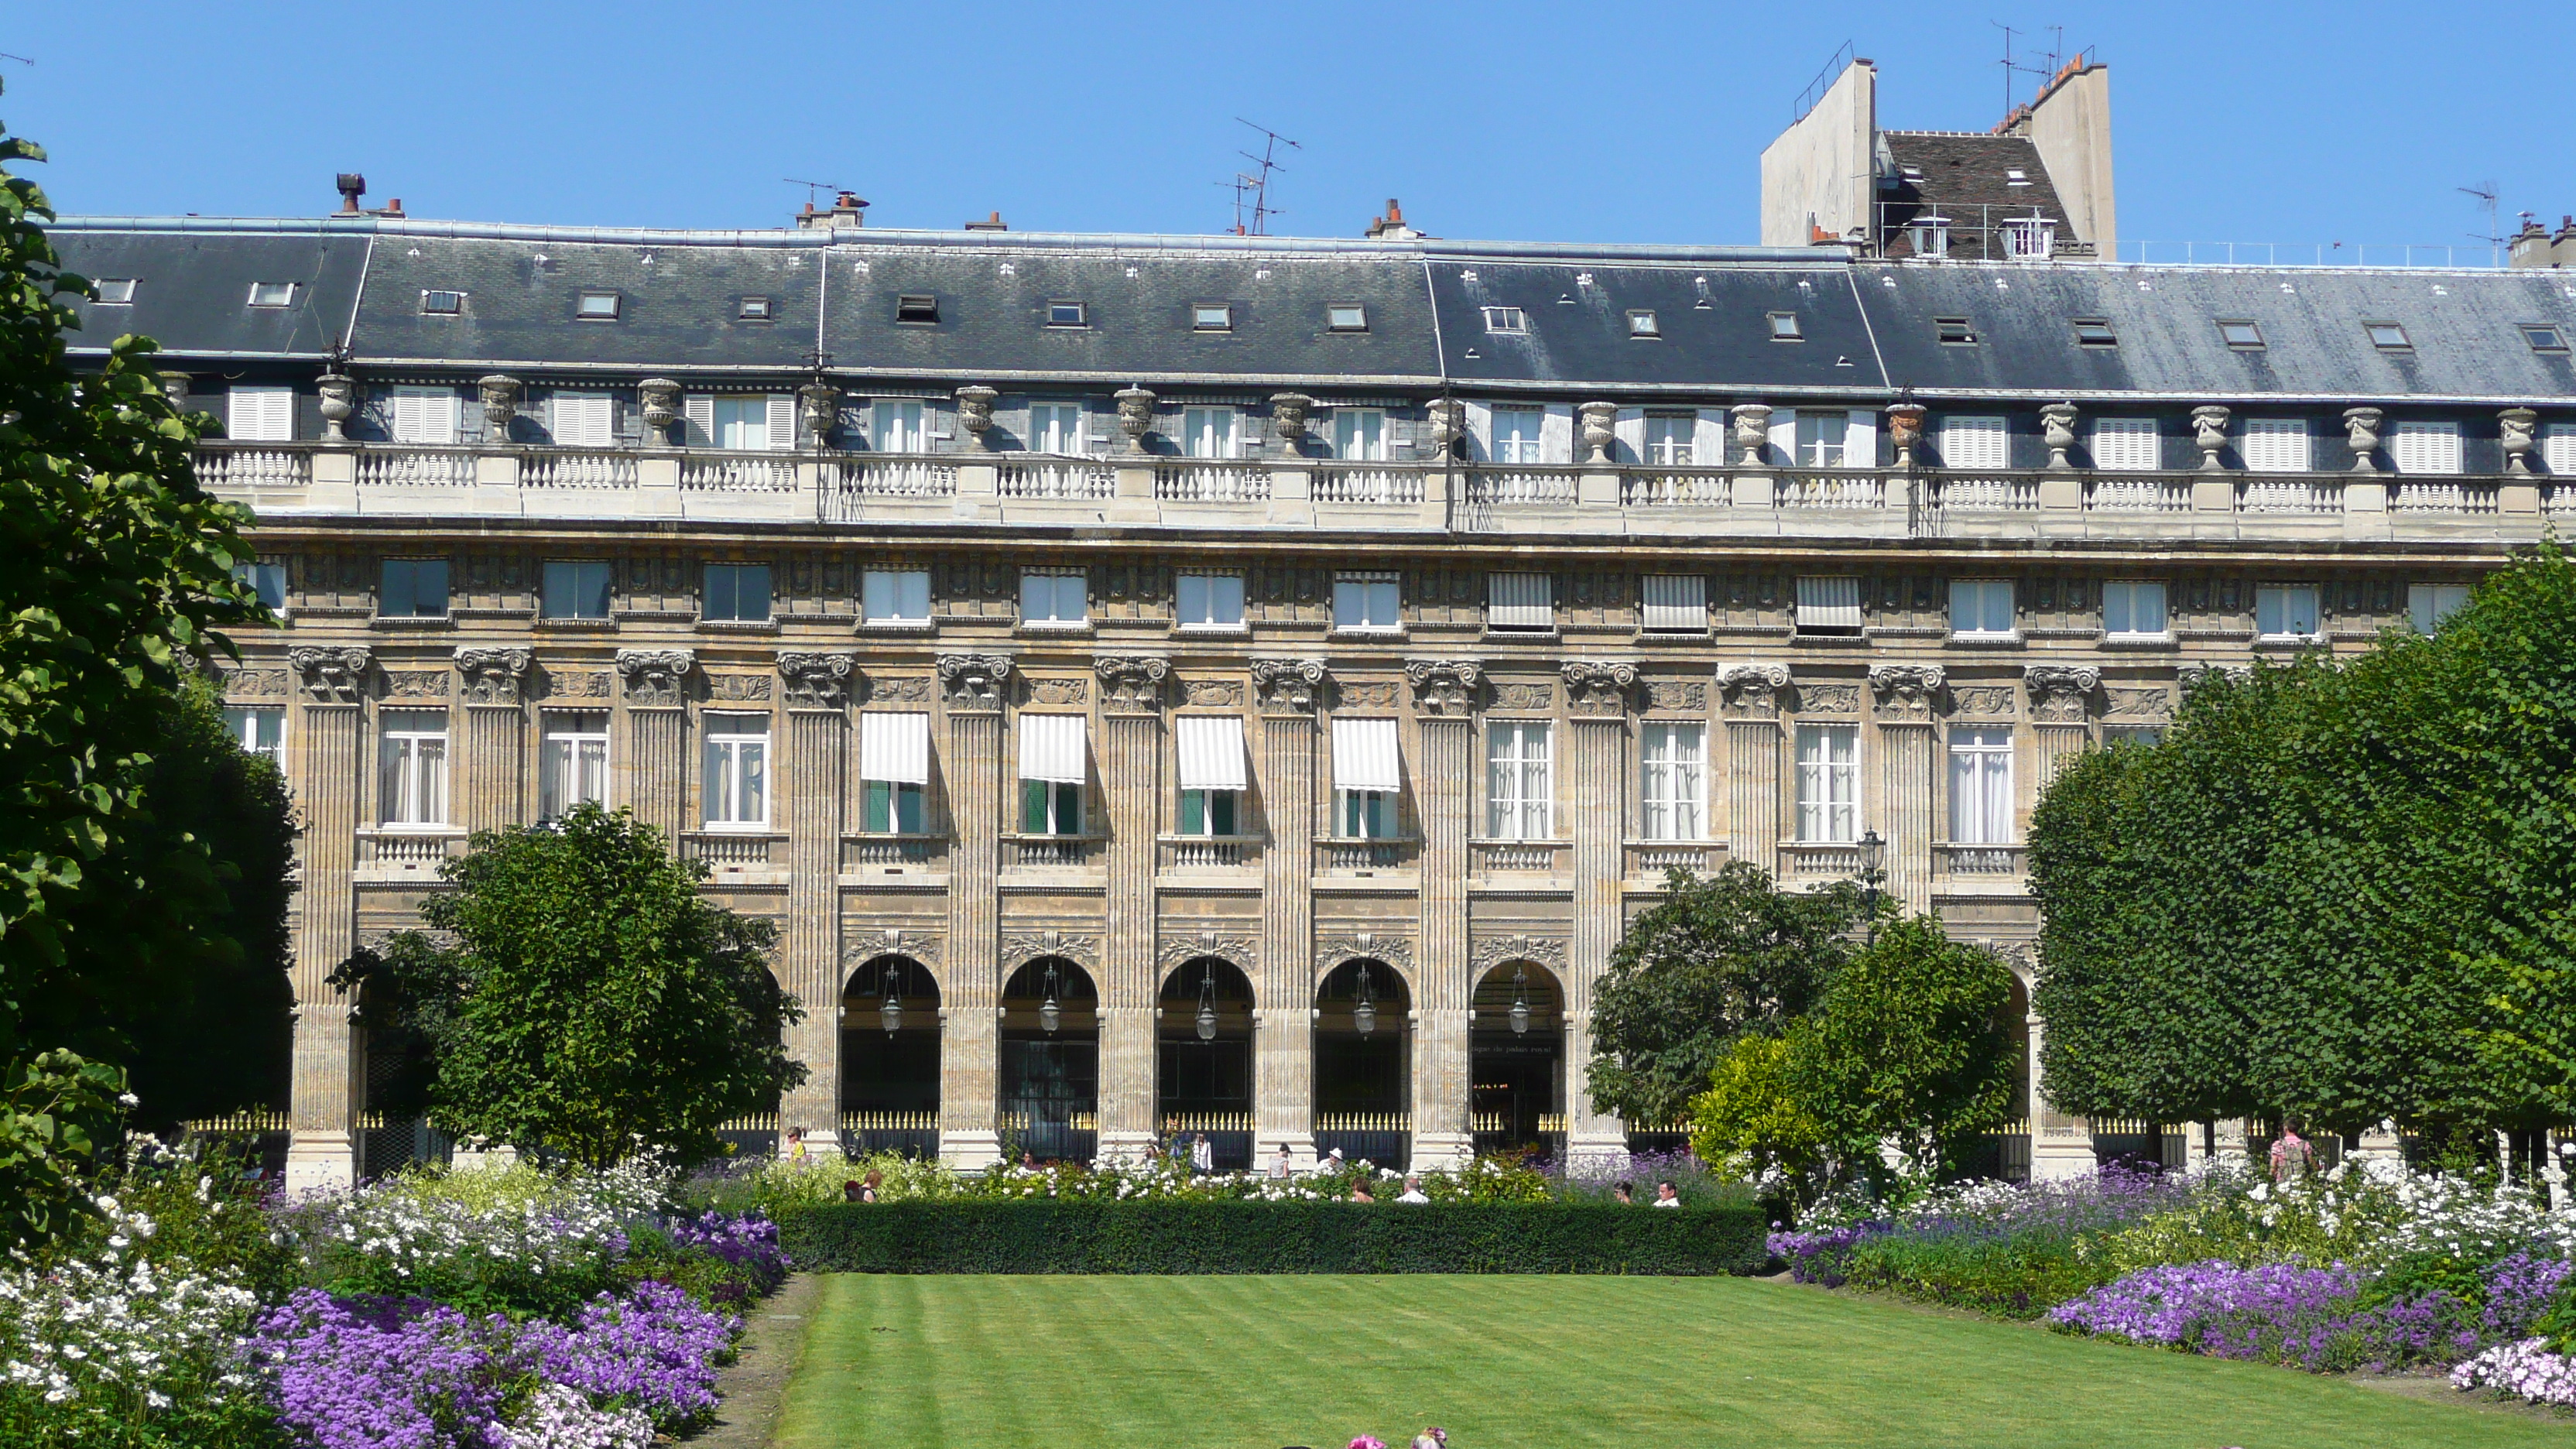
[1365,197,1424,240]
[964,210,1009,231]
[335,173,365,214]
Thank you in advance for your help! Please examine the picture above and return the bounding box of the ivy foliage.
[339,803,807,1169]
[1584,862,1869,1126]
[2030,545,2576,1136]
[0,87,265,1242]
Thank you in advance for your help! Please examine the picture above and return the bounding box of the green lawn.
[771,1274,2567,1449]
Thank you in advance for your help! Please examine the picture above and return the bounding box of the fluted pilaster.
[937,654,1011,1167]
[1564,659,1636,1163]
[615,649,694,848]
[1869,665,1945,916]
[456,647,529,832]
[1251,658,1324,1163]
[1097,655,1168,1158]
[778,653,855,1149]
[1406,659,1482,1168]
[283,646,371,1191]
[1718,664,1789,879]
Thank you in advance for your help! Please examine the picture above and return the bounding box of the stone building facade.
[55,209,2576,1188]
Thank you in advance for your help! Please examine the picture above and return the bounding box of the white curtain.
[1948,729,2015,844]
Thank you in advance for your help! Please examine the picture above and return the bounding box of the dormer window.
[1935,316,1978,346]
[2072,318,2117,347]
[2001,217,2056,261]
[1767,311,1803,341]
[1191,303,1232,331]
[2365,321,2411,350]
[1047,300,1086,327]
[2218,319,2265,349]
[737,296,773,321]
[2005,168,2031,187]
[95,279,138,304]
[576,290,621,320]
[247,282,296,308]
[896,294,940,324]
[1481,306,1526,334]
[420,289,464,316]
[1627,310,1660,337]
[1327,303,1368,331]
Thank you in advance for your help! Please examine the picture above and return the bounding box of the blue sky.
[11,2,2571,254]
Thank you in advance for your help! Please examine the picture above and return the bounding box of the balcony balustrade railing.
[1153,462,1270,502]
[355,447,474,488]
[1779,471,1888,509]
[2240,477,2343,514]
[1935,842,2028,876]
[831,455,957,500]
[998,458,1112,499]
[357,828,465,868]
[195,445,312,488]
[520,450,636,489]
[1005,834,1101,869]
[2391,481,2499,515]
[1928,474,2037,510]
[1779,841,1865,877]
[1474,839,1566,874]
[1628,841,1724,877]
[1317,838,1416,872]
[680,453,798,492]
[1313,464,1426,504]
[1621,468,1732,505]
[843,834,947,869]
[1464,468,1578,505]
[840,1110,938,1132]
[2085,476,2194,512]
[1159,835,1256,870]
[681,831,777,867]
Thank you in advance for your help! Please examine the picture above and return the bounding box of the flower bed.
[0,1142,789,1448]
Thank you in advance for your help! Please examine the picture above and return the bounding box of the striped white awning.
[1017,714,1088,784]
[1332,718,1400,793]
[1175,716,1248,791]
[858,712,930,786]
[1796,575,1862,631]
[1488,572,1553,629]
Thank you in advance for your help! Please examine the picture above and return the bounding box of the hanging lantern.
[1351,963,1377,1037]
[1195,965,1218,1042]
[879,961,904,1036]
[1039,961,1062,1036]
[1509,964,1531,1037]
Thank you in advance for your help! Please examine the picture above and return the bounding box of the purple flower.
[518,1282,737,1427]
[246,1288,523,1449]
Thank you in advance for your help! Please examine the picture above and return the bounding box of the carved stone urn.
[478,375,522,446]
[1886,403,1927,467]
[800,383,841,449]
[955,385,999,451]
[1269,392,1314,456]
[1730,403,1774,468]
[317,373,357,444]
[2190,405,2232,471]
[1577,401,1619,464]
[636,378,680,446]
[2040,401,2080,469]
[1425,398,1465,460]
[2500,407,2539,474]
[2342,406,2384,474]
[1114,386,1156,455]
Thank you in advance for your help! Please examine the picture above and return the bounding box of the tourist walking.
[1268,1144,1293,1180]
[1651,1180,1681,1208]
[1612,1181,1635,1205]
[1396,1175,1430,1204]
[1350,1178,1375,1204]
[2270,1125,2315,1180]
[1191,1132,1214,1175]
[784,1126,807,1161]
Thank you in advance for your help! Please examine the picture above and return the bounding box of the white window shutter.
[1694,412,1728,467]
[766,395,796,450]
[1462,400,1492,463]
[683,396,715,447]
[229,386,294,443]
[1768,409,1797,468]
[1613,408,1646,466]
[392,389,426,444]
[1540,404,1574,464]
[1843,410,1877,469]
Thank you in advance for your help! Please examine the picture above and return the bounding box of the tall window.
[871,400,927,453]
[1331,718,1400,839]
[1794,724,1858,843]
[390,386,458,445]
[235,562,289,613]
[1485,721,1552,840]
[2102,581,2168,639]
[1950,579,2016,637]
[540,712,609,819]
[1333,409,1386,461]
[859,712,931,834]
[1018,714,1086,835]
[1641,574,1706,632]
[1795,575,1862,635]
[1176,717,1248,837]
[1176,572,1245,629]
[227,386,295,443]
[1797,410,1849,468]
[542,560,612,620]
[1948,728,2014,844]
[1333,572,1400,632]
[2545,423,2576,477]
[379,559,449,618]
[701,714,769,827]
[377,710,449,826]
[1941,415,2009,470]
[1491,406,1544,464]
[1639,723,1705,841]
[2240,419,2311,473]
[1182,407,1239,460]
[2090,418,2159,471]
[1029,402,1088,455]
[703,563,772,622]
[1487,572,1553,632]
[2389,420,2463,475]
[550,393,615,447]
[1643,414,1695,466]
[223,706,284,760]
[1019,569,1088,627]
[2409,583,2471,634]
[863,568,932,625]
[708,396,792,450]
[2256,584,2321,639]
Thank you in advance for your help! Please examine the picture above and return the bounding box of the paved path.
[687,1272,820,1449]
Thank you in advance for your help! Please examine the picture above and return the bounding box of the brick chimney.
[1365,198,1423,240]
[798,192,870,231]
[964,211,1009,231]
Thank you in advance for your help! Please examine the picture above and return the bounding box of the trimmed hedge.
[775,1200,1769,1275]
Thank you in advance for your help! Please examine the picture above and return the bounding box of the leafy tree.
[339,803,807,1168]
[1793,916,2018,1180]
[0,91,265,1237]
[1585,862,1869,1127]
[1687,1033,1828,1199]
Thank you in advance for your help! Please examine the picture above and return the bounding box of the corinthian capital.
[289,646,375,704]
[1869,663,1947,721]
[615,649,695,707]
[778,652,859,710]
[1249,657,1327,714]
[454,646,533,706]
[937,653,1013,711]
[2023,664,2102,724]
[1404,659,1482,717]
[1715,663,1791,718]
[1560,659,1638,717]
[1095,655,1171,713]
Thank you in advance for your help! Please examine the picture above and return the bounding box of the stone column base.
[1266,1132,1320,1171]
[2030,1135,2096,1181]
[1095,1129,1158,1164]
[941,1129,1004,1172]
[1410,1131,1473,1172]
[283,1131,358,1193]
[1562,1132,1633,1179]
[450,1142,522,1173]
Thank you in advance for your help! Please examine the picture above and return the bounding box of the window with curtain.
[1643,414,1695,466]
[540,712,608,819]
[1029,402,1088,455]
[377,710,449,826]
[862,569,931,624]
[1176,573,1245,629]
[222,706,284,760]
[1332,718,1400,839]
[1175,716,1248,836]
[1794,724,1858,843]
[1950,579,2016,636]
[1182,407,1239,460]
[2408,583,2471,635]
[1641,574,1705,632]
[1334,409,1386,461]
[860,712,931,834]
[1491,406,1544,464]
[1017,714,1086,834]
[1795,575,1862,635]
[2256,585,2321,639]
[1485,721,1551,839]
[1639,723,1704,841]
[1940,415,2009,470]
[1797,410,1848,468]
[1948,728,2015,844]
[1487,572,1553,631]
[870,399,927,453]
[2240,419,2311,472]
[1019,569,1088,626]
[2089,417,2159,471]
[701,714,769,827]
[2102,581,2168,638]
[1333,573,1400,631]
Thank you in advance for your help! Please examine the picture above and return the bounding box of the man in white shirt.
[1651,1180,1682,1208]
[1396,1174,1430,1204]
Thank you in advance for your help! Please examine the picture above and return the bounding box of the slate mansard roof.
[49,215,2576,406]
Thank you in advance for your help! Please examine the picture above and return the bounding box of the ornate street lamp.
[1351,963,1377,1038]
[1039,961,1062,1036]
[879,960,904,1036]
[1509,964,1532,1036]
[1195,964,1218,1043]
[1856,828,1887,941]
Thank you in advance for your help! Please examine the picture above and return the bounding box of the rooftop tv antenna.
[1992,22,2064,116]
[1224,118,1301,236]
[785,178,844,210]
[2460,180,2502,260]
